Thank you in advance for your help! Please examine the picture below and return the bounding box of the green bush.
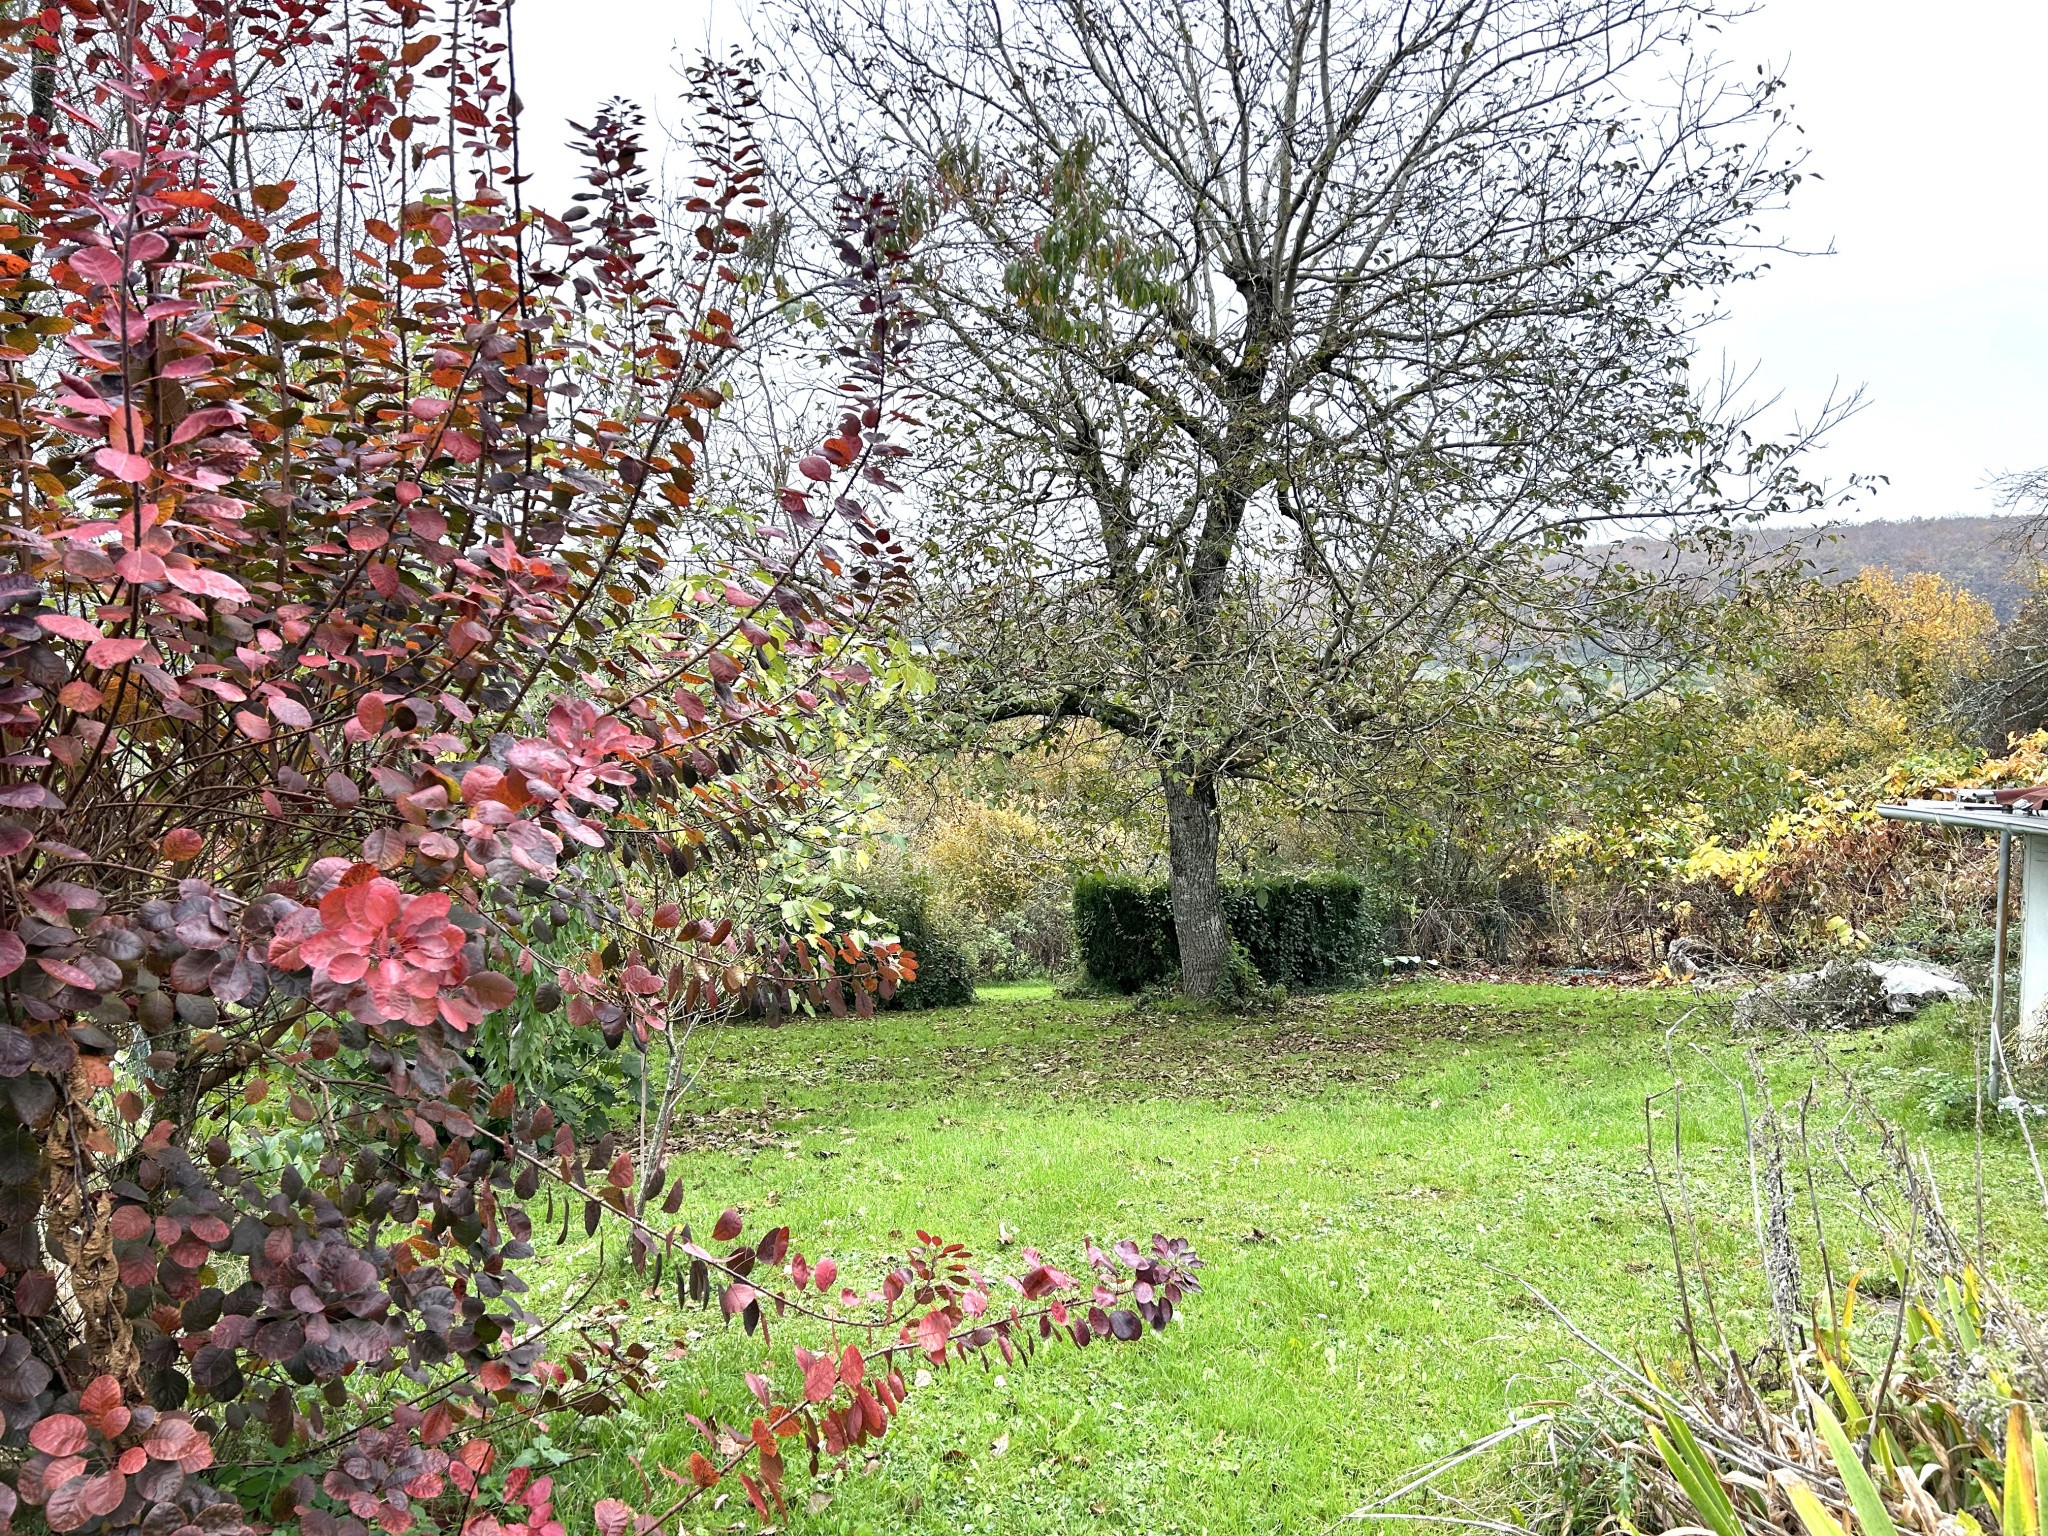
[1073,872,1390,994]
[865,875,977,1010]
[1072,875,1180,992]
[1229,874,1392,989]
[1213,941,1286,1014]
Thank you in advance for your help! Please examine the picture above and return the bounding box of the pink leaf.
[168,406,241,444]
[43,1476,92,1534]
[92,448,152,483]
[142,1416,212,1471]
[802,1351,837,1404]
[37,957,100,991]
[76,1471,125,1520]
[163,565,251,603]
[113,548,167,584]
[68,247,126,286]
[35,614,101,644]
[0,931,23,979]
[84,636,147,669]
[268,696,312,731]
[448,618,491,658]
[28,1413,88,1456]
[407,501,448,541]
[468,971,518,1011]
[78,1377,123,1422]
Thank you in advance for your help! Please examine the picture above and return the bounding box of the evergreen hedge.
[868,879,977,1010]
[1073,872,1390,993]
[1071,876,1180,993]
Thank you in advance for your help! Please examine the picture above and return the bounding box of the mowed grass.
[524,980,2048,1536]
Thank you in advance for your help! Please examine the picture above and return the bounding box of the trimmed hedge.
[1074,872,1390,993]
[1072,876,1179,994]
[868,880,977,1010]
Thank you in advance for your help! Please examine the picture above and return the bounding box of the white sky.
[510,0,2048,524]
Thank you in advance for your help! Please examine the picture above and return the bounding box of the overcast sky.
[510,0,2048,526]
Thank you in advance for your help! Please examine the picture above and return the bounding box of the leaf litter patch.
[697,992,1578,1113]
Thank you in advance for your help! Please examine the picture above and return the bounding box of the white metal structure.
[1878,794,2048,1093]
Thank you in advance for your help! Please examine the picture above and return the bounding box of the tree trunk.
[1162,767,1229,997]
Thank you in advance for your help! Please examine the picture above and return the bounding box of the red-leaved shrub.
[0,2,1196,1531]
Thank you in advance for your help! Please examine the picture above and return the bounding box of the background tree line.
[864,553,2048,992]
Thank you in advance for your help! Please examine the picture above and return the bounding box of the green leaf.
[1808,1390,1899,1536]
[1650,1413,1743,1536]
[1818,1348,1869,1436]
[2033,1428,2048,1536]
[1947,1273,1982,1353]
[1784,1476,1848,1536]
[2004,1405,2037,1536]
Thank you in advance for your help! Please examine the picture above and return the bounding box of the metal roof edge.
[1877,800,2048,836]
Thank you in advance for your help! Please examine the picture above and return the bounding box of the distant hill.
[1621,515,2039,621]
[1760,515,2037,619]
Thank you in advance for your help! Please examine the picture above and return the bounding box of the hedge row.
[1073,872,1391,993]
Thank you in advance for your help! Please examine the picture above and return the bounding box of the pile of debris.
[1733,957,1973,1031]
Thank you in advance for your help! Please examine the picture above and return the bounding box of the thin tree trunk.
[1162,766,1228,997]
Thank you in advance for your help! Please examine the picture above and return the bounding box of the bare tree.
[776,0,1846,994]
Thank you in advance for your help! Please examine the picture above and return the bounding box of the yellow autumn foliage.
[1532,570,2014,954]
[1733,568,1995,776]
[922,801,1068,926]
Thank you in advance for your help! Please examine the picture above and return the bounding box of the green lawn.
[526,979,2047,1536]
